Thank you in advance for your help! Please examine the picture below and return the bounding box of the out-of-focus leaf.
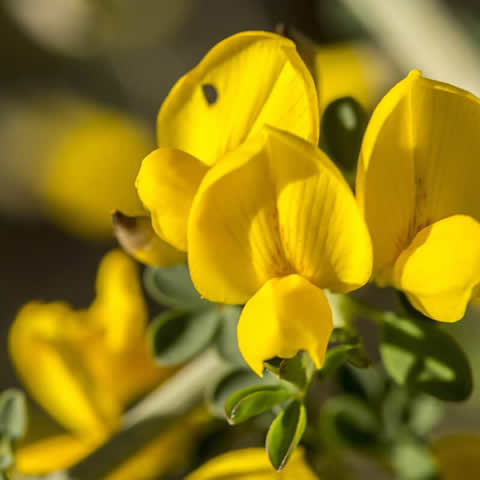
[144,265,212,309]
[0,389,27,440]
[214,306,245,366]
[319,344,368,379]
[321,96,368,173]
[0,437,13,471]
[380,312,473,401]
[266,400,307,471]
[207,368,274,418]
[225,385,292,425]
[148,309,220,366]
[409,394,444,437]
[320,395,380,448]
[391,439,437,480]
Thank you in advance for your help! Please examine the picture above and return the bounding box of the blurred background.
[2,0,480,456]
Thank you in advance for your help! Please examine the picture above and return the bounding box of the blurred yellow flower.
[290,28,373,115]
[432,433,480,479]
[186,447,318,479]
[188,127,372,375]
[9,250,170,474]
[132,30,319,263]
[357,70,480,322]
[41,103,153,238]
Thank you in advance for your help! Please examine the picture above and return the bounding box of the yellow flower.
[188,126,372,375]
[133,30,319,261]
[9,250,170,474]
[431,433,480,479]
[40,101,154,238]
[357,70,480,322]
[185,447,318,480]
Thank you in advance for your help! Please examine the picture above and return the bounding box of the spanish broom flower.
[185,447,318,480]
[8,250,170,474]
[132,30,319,262]
[357,70,480,322]
[188,126,372,375]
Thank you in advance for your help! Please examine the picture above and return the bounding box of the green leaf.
[144,265,212,309]
[277,352,315,391]
[225,385,292,425]
[409,394,444,437]
[0,437,13,471]
[214,306,245,366]
[319,344,368,379]
[320,395,380,448]
[207,368,274,418]
[321,96,368,173]
[380,312,473,401]
[391,439,437,480]
[148,309,220,366]
[0,389,27,440]
[266,400,307,471]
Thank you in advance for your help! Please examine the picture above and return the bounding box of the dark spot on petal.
[202,84,218,105]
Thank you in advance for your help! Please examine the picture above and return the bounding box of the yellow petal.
[358,70,480,281]
[111,342,172,409]
[356,71,417,281]
[189,127,372,304]
[186,447,318,480]
[393,215,480,322]
[432,433,480,480]
[9,302,120,435]
[16,433,104,475]
[136,148,208,251]
[42,106,152,238]
[238,275,332,376]
[88,249,147,352]
[157,31,319,166]
[112,211,186,267]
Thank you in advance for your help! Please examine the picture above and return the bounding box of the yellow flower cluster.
[124,30,480,377]
[8,250,178,475]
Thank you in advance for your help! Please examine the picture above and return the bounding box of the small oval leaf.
[380,312,473,401]
[148,309,220,365]
[0,389,27,440]
[144,265,212,309]
[266,400,307,471]
[225,385,292,425]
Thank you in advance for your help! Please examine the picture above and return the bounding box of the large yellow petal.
[356,71,417,281]
[238,275,332,376]
[136,148,208,251]
[88,249,147,352]
[9,302,120,435]
[393,215,480,322]
[358,70,480,282]
[16,433,104,475]
[186,447,318,480]
[157,31,319,166]
[189,127,372,304]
